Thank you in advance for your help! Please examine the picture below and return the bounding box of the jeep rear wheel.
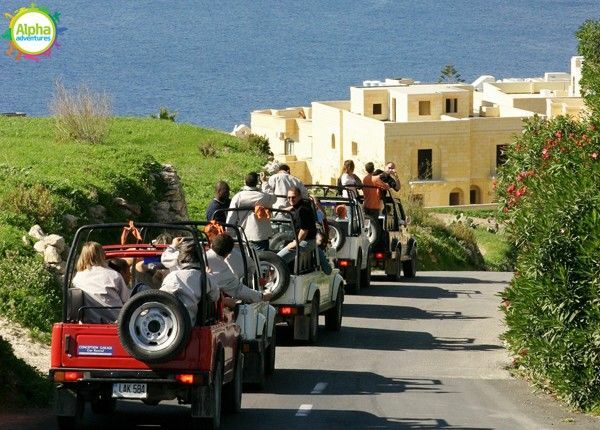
[308,297,320,344]
[360,253,372,288]
[194,357,223,430]
[223,342,243,414]
[403,249,417,278]
[325,287,344,331]
[118,290,191,364]
[258,251,290,301]
[347,255,362,294]
[265,328,276,376]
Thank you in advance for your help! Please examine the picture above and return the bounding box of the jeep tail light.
[338,259,350,267]
[375,252,385,260]
[278,306,297,316]
[54,371,84,382]
[176,374,201,385]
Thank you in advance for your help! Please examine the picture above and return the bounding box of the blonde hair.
[342,159,355,174]
[76,241,106,272]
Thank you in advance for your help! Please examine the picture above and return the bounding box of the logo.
[2,4,65,61]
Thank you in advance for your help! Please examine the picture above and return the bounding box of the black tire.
[91,392,116,415]
[118,290,191,364]
[265,328,276,376]
[222,342,243,414]
[346,255,362,294]
[325,287,344,331]
[360,253,372,289]
[258,251,290,301]
[403,248,417,278]
[194,357,223,430]
[327,220,346,251]
[308,297,320,344]
[386,247,402,282]
[270,231,295,252]
[365,215,382,245]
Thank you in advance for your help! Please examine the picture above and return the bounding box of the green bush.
[0,256,61,333]
[151,106,177,122]
[0,337,53,409]
[497,113,600,410]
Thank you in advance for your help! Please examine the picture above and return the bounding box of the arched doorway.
[469,185,481,204]
[449,188,463,206]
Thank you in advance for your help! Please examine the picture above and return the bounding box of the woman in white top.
[339,159,362,197]
[72,242,130,323]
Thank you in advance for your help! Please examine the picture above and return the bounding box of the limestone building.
[250,57,585,207]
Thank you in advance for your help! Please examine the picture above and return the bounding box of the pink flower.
[592,152,599,160]
[555,131,563,139]
[516,186,527,197]
[542,148,550,159]
[507,183,516,194]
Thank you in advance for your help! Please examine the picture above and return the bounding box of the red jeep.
[49,223,241,430]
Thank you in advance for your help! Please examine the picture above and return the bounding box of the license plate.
[112,382,147,399]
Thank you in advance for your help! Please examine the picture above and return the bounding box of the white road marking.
[311,382,328,394]
[295,404,313,417]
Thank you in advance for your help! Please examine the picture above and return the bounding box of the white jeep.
[255,207,345,344]
[176,219,278,388]
[307,185,372,294]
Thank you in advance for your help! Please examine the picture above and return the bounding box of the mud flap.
[191,385,212,418]
[54,385,78,416]
[293,315,310,340]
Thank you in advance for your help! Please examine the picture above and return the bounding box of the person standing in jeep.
[362,162,390,218]
[261,164,307,209]
[277,186,317,264]
[227,172,277,251]
[384,161,401,192]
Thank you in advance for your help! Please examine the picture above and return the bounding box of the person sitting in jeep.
[207,233,272,303]
[277,186,317,264]
[72,241,130,323]
[160,239,220,325]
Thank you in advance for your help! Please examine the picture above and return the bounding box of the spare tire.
[327,220,347,251]
[365,214,383,245]
[118,290,191,364]
[258,251,290,301]
[270,231,295,252]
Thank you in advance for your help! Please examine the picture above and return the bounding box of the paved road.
[3,272,599,429]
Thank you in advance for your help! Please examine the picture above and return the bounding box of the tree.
[576,20,600,114]
[438,64,464,83]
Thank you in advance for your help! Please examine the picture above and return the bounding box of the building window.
[331,134,336,149]
[284,138,294,155]
[372,103,382,115]
[351,141,358,156]
[496,144,508,167]
[417,149,433,180]
[445,98,458,113]
[419,101,431,116]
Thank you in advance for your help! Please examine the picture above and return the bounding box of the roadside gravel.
[0,316,50,374]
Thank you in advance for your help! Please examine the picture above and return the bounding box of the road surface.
[2,272,599,429]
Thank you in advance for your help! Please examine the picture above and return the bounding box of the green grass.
[472,229,513,271]
[0,117,265,219]
[427,206,499,219]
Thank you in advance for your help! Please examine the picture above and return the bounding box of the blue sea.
[0,1,598,131]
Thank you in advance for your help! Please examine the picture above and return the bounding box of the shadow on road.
[373,274,508,285]
[343,303,488,321]
[262,368,447,396]
[362,285,482,300]
[314,326,502,352]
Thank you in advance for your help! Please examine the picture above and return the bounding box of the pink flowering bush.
[497,109,600,410]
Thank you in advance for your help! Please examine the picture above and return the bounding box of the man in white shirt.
[206,234,272,303]
[227,172,277,251]
[261,164,308,209]
[160,240,220,325]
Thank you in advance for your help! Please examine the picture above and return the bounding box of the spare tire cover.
[118,290,191,364]
[365,214,383,245]
[258,251,291,301]
[327,220,347,251]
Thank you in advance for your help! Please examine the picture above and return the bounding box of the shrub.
[151,107,177,122]
[50,80,112,144]
[246,134,273,157]
[497,114,600,410]
[199,142,218,157]
[1,183,57,230]
[0,255,61,333]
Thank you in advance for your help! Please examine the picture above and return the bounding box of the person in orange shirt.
[362,162,390,218]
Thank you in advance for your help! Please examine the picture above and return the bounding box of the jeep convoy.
[49,189,415,428]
